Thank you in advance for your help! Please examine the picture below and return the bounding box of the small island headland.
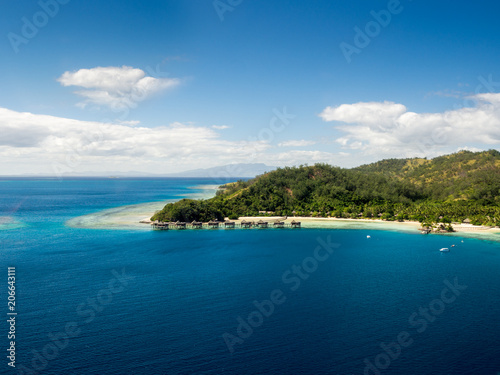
[149,151,500,239]
[68,150,500,241]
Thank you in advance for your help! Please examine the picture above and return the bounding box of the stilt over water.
[151,219,301,230]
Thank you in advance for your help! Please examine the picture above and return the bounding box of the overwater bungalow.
[291,220,301,228]
[240,220,252,228]
[191,221,203,229]
[208,220,219,229]
[152,221,169,230]
[257,220,268,228]
[273,221,285,228]
[224,221,235,228]
[175,221,187,229]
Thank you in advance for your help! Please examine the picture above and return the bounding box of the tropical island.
[151,150,500,232]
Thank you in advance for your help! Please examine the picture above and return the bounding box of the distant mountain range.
[4,163,276,178]
[163,163,276,178]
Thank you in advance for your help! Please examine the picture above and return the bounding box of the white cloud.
[0,107,268,175]
[320,94,500,159]
[320,101,407,129]
[278,140,316,147]
[116,120,141,126]
[57,66,180,110]
[0,107,356,175]
[212,125,231,130]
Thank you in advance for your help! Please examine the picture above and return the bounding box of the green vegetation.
[152,199,224,223]
[152,150,500,227]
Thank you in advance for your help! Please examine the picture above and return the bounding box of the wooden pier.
[151,220,301,230]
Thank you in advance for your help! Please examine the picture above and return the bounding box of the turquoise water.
[1,178,500,374]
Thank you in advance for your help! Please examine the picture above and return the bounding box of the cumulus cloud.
[320,94,500,158]
[0,106,353,175]
[212,125,231,130]
[58,66,180,110]
[0,107,268,175]
[278,140,317,147]
[320,101,407,129]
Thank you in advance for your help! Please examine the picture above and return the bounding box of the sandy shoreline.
[68,204,500,242]
[234,216,500,236]
[65,184,500,242]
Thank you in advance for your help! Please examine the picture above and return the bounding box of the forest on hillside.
[151,150,500,227]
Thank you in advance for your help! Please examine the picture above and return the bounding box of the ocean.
[1,178,500,375]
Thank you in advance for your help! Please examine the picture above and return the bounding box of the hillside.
[355,150,500,203]
[152,150,500,226]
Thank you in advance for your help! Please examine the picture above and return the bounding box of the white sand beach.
[66,201,500,242]
[64,182,500,241]
[237,216,500,238]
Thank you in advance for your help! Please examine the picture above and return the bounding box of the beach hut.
[191,221,202,229]
[291,220,301,228]
[224,221,235,229]
[463,218,471,224]
[257,220,268,228]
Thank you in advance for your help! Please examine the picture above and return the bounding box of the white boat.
[439,248,450,252]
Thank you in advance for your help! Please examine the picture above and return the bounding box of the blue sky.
[1,0,500,175]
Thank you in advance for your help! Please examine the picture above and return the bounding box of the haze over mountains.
[4,163,276,178]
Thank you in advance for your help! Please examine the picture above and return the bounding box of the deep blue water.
[1,178,500,375]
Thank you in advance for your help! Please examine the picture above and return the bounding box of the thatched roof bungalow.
[257,220,268,228]
[224,221,235,228]
[175,221,187,229]
[208,220,219,228]
[191,221,202,228]
[152,221,169,230]
[273,221,285,228]
[240,220,252,228]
